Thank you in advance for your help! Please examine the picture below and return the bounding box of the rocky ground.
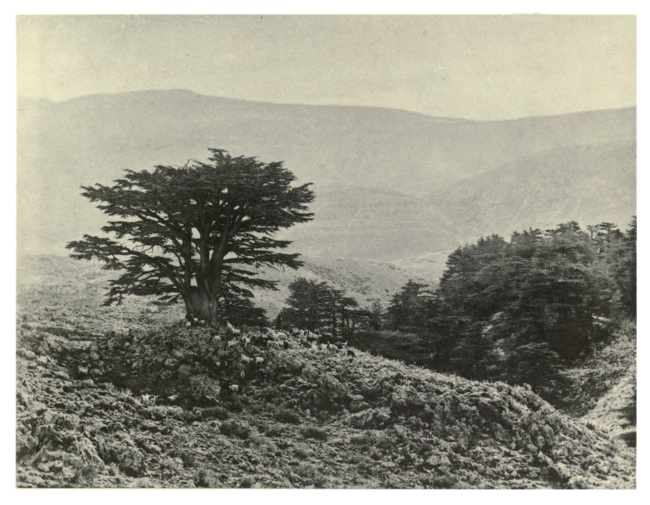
[15,255,636,489]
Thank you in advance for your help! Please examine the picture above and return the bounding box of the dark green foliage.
[421,474,459,489]
[435,222,624,386]
[367,299,384,330]
[278,278,368,337]
[75,324,270,406]
[222,397,245,413]
[220,293,269,328]
[385,280,435,331]
[278,278,331,331]
[219,419,251,439]
[238,476,255,488]
[67,149,314,324]
[169,446,197,468]
[193,466,220,487]
[198,406,230,421]
[377,219,636,395]
[276,408,302,424]
[584,220,636,318]
[300,425,329,441]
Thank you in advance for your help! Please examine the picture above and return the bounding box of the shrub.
[73,465,99,486]
[193,466,220,488]
[198,406,230,420]
[169,446,196,468]
[294,445,311,459]
[264,425,286,438]
[350,432,370,444]
[143,405,186,421]
[219,419,251,439]
[313,475,330,488]
[421,474,459,489]
[98,441,147,478]
[222,398,245,413]
[69,324,274,408]
[249,403,265,414]
[158,456,182,478]
[294,462,320,479]
[238,476,255,488]
[126,477,156,488]
[300,425,328,441]
[276,408,302,424]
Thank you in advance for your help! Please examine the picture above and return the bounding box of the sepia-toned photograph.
[15,12,637,489]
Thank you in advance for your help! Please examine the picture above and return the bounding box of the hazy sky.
[16,15,636,120]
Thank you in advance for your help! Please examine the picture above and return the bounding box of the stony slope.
[15,339,636,489]
[16,255,636,489]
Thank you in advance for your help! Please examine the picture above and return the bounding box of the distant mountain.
[18,254,423,320]
[17,90,636,278]
[280,185,458,261]
[427,140,637,244]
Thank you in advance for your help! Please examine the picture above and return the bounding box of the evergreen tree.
[433,222,616,382]
[583,219,637,318]
[386,280,433,331]
[67,149,314,325]
[220,293,269,328]
[382,218,635,392]
[367,299,384,330]
[279,277,366,337]
[278,278,332,331]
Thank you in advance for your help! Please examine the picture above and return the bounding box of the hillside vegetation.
[359,220,636,391]
[16,254,635,488]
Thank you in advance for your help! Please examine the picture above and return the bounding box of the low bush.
[64,324,275,408]
[198,406,230,420]
[238,476,255,488]
[300,425,328,441]
[193,466,220,488]
[276,408,302,424]
[219,419,251,439]
[293,445,311,459]
[169,446,196,468]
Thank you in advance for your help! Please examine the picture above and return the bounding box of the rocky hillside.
[16,255,636,489]
[16,336,636,489]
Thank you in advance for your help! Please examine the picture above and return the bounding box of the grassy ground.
[16,255,636,488]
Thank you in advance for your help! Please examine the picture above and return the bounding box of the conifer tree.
[67,149,314,325]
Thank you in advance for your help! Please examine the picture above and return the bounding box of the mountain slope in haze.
[427,140,636,244]
[17,90,636,265]
[18,254,422,322]
[280,185,458,261]
[18,91,634,197]
[253,255,429,319]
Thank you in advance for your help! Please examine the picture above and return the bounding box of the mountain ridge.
[18,88,636,123]
[17,90,636,274]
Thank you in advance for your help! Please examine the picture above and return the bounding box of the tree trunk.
[186,287,220,325]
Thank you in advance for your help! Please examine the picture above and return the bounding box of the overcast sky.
[16,15,636,120]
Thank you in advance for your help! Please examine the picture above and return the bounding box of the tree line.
[379,219,636,391]
[276,278,369,339]
[67,147,635,396]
